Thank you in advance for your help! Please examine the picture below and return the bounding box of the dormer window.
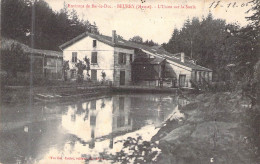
[93,40,97,48]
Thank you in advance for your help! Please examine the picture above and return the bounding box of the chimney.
[181,52,185,63]
[112,30,116,43]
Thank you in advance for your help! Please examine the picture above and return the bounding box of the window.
[129,54,133,63]
[72,52,77,62]
[91,52,97,64]
[118,53,126,64]
[93,40,97,48]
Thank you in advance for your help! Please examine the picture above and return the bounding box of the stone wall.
[113,47,134,86]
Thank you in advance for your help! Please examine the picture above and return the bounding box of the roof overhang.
[141,49,192,72]
[59,32,135,51]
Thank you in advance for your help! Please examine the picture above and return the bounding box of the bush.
[110,136,161,163]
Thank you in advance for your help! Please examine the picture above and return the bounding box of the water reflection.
[0,94,189,163]
[62,96,133,149]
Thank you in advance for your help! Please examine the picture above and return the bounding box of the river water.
[0,93,189,164]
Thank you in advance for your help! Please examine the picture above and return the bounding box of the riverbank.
[152,91,260,164]
[1,85,185,104]
[1,85,259,163]
[1,84,111,104]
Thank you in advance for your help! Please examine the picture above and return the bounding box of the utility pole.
[27,0,36,159]
[30,0,36,101]
[190,39,193,59]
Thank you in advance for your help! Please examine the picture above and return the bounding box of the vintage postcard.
[0,0,259,163]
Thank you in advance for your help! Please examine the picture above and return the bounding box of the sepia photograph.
[0,0,259,163]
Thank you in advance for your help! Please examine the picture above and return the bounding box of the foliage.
[84,56,90,76]
[1,43,30,77]
[62,60,70,81]
[1,0,97,51]
[143,40,158,46]
[117,35,124,40]
[101,71,106,84]
[101,99,106,108]
[75,60,86,83]
[246,0,260,33]
[63,60,70,71]
[243,0,260,152]
[129,36,158,46]
[110,136,161,163]
[129,36,143,43]
[163,12,259,82]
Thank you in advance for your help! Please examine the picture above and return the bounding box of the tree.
[1,0,94,51]
[101,71,106,84]
[75,60,86,83]
[244,0,260,106]
[246,0,260,34]
[144,40,158,46]
[1,43,30,78]
[117,35,124,40]
[163,14,242,81]
[129,36,143,43]
[84,57,90,77]
[62,60,70,81]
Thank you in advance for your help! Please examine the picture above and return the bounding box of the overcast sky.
[44,0,253,44]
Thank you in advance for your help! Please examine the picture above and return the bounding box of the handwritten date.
[209,0,254,11]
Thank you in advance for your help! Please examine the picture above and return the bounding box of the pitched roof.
[59,32,212,71]
[132,57,165,65]
[2,37,62,58]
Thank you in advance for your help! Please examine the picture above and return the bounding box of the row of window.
[118,53,133,64]
[71,52,133,65]
[195,71,210,82]
[72,52,97,64]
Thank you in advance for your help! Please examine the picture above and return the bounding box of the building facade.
[60,31,134,85]
[2,37,63,80]
[60,30,212,87]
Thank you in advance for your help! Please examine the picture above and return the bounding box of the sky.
[44,0,253,44]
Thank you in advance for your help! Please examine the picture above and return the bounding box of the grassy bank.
[152,91,259,164]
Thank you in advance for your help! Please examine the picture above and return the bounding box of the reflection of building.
[61,96,133,148]
[112,96,132,133]
[61,94,182,149]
